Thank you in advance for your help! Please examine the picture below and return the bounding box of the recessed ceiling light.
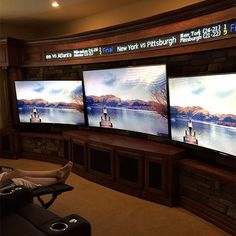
[52,1,60,8]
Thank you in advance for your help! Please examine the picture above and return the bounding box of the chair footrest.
[32,183,74,208]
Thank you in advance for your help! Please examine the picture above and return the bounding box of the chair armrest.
[0,185,33,216]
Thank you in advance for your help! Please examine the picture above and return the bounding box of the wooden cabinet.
[65,130,185,206]
[1,129,185,206]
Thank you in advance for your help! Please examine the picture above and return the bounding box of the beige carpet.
[0,158,229,236]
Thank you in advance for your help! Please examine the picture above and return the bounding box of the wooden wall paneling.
[21,45,43,66]
[0,38,22,68]
[0,40,8,68]
[8,67,24,128]
[7,38,22,67]
[0,69,10,128]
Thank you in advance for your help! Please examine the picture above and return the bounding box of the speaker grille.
[119,155,139,183]
[64,140,69,160]
[90,148,111,174]
[73,143,84,165]
[149,162,162,189]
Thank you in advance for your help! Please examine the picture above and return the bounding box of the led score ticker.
[45,20,236,60]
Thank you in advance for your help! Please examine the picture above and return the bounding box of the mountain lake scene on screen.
[15,81,85,125]
[169,74,236,156]
[83,65,168,137]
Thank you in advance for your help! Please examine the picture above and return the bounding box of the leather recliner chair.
[0,184,91,236]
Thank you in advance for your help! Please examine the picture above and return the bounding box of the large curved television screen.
[15,80,85,125]
[169,73,236,157]
[83,65,168,137]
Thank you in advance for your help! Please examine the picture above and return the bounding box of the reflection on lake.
[171,118,236,156]
[18,106,85,125]
[87,106,168,136]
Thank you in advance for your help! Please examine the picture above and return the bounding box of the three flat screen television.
[14,69,236,158]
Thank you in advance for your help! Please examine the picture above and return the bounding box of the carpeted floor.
[0,158,229,236]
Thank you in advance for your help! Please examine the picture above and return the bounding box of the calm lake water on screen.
[19,106,84,125]
[171,118,236,156]
[87,106,168,136]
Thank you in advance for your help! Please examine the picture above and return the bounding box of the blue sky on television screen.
[83,65,166,101]
[15,80,83,103]
[169,74,236,115]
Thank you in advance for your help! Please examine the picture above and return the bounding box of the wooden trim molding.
[0,38,22,67]
[0,39,9,68]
